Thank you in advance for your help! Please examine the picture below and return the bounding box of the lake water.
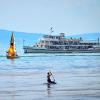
[0,53,100,100]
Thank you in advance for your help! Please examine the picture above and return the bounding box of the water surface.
[0,53,100,100]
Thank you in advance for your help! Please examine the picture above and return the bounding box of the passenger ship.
[23,31,100,53]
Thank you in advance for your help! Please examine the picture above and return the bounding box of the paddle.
[49,71,55,82]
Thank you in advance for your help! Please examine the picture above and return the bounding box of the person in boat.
[47,72,56,84]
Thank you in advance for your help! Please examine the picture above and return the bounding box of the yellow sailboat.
[6,32,19,59]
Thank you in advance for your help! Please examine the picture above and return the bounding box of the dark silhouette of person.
[47,72,56,84]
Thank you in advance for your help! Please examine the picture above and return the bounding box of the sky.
[0,0,100,35]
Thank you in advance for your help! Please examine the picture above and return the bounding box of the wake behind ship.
[23,33,100,53]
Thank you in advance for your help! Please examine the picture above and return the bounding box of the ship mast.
[98,37,99,45]
[50,27,54,35]
[49,27,54,49]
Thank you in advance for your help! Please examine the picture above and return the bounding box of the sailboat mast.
[10,32,15,45]
[10,32,16,52]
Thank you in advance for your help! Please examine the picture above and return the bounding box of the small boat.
[6,32,19,59]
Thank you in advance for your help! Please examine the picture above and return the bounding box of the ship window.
[56,37,58,39]
[56,36,60,39]
[41,41,44,43]
[25,50,27,53]
[54,36,56,39]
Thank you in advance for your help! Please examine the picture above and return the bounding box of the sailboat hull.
[6,55,19,59]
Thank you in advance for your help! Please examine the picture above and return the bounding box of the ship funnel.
[60,33,65,37]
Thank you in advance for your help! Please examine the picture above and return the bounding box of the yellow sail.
[7,32,18,59]
[7,45,15,56]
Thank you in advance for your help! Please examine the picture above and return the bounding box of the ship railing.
[43,38,62,41]
[46,44,95,46]
[80,40,98,43]
[23,46,33,48]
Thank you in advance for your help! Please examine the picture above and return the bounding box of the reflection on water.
[0,53,100,100]
[47,84,51,96]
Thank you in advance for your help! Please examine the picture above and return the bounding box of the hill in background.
[66,33,100,40]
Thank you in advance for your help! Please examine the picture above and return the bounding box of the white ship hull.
[23,46,100,53]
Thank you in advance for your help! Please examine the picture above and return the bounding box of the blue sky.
[0,0,100,35]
